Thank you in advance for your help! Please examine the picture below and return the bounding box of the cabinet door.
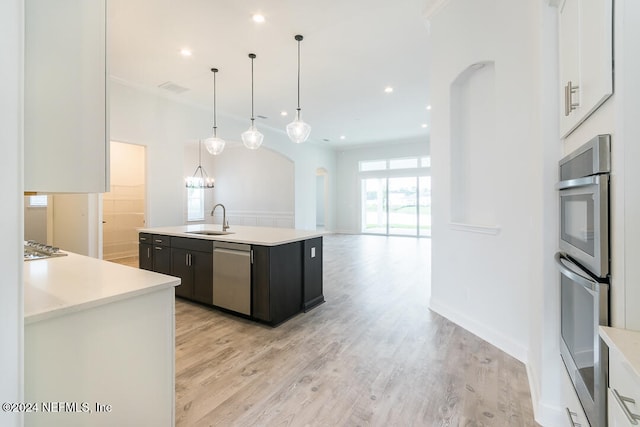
[251,246,271,322]
[609,348,640,427]
[139,244,153,271]
[171,248,193,299]
[153,246,172,276]
[24,0,108,193]
[192,251,213,305]
[559,0,613,137]
[608,388,636,427]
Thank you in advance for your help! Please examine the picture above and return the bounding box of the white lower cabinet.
[560,365,590,426]
[608,348,640,426]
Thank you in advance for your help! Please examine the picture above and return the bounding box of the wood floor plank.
[167,234,539,427]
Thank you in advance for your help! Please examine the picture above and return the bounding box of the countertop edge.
[138,225,325,246]
[25,277,180,325]
[599,326,640,379]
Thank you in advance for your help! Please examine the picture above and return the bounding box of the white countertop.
[24,252,180,325]
[600,326,640,379]
[138,224,325,246]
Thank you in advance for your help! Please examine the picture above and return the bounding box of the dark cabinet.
[303,237,324,311]
[252,242,303,325]
[151,235,171,275]
[171,237,213,304]
[139,231,322,326]
[138,233,171,275]
[138,233,153,271]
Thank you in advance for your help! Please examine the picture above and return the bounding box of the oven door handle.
[555,252,601,294]
[556,175,600,190]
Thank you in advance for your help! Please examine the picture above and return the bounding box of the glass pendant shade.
[241,123,264,150]
[286,110,311,144]
[205,67,225,155]
[204,135,225,155]
[287,35,311,144]
[242,53,263,150]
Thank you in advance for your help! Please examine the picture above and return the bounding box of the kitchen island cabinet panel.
[139,226,324,326]
[152,246,171,276]
[138,233,153,271]
[252,242,303,325]
[171,237,213,304]
[303,237,324,311]
[171,248,194,300]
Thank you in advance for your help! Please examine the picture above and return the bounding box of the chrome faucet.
[211,203,229,232]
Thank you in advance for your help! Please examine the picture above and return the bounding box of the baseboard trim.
[429,297,528,363]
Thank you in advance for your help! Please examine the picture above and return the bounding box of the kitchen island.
[24,252,179,427]
[138,224,325,325]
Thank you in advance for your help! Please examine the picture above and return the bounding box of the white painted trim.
[525,362,565,426]
[429,297,528,363]
[448,222,501,235]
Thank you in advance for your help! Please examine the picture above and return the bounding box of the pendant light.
[241,53,264,150]
[204,68,225,155]
[286,35,311,144]
[185,140,214,189]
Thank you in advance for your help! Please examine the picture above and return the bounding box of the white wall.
[24,196,47,243]
[208,144,295,228]
[335,138,429,233]
[110,79,337,231]
[0,0,23,425]
[428,0,544,389]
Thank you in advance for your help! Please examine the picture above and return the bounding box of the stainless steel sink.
[185,230,234,236]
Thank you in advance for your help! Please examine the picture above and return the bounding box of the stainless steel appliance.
[24,240,68,261]
[558,134,610,277]
[213,242,252,315]
[557,252,608,427]
[556,134,610,427]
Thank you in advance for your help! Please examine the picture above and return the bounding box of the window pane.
[361,178,387,234]
[421,157,431,167]
[419,176,432,237]
[389,158,418,170]
[388,177,418,236]
[187,188,204,221]
[360,160,387,172]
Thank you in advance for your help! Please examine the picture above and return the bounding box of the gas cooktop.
[24,241,68,261]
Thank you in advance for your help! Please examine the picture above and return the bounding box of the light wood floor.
[168,234,538,427]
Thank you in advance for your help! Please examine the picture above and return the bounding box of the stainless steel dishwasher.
[213,242,252,315]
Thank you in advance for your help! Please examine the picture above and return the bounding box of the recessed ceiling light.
[280,111,288,116]
[384,86,393,93]
[426,105,432,110]
[252,14,265,23]
[421,124,428,128]
[340,135,346,140]
[180,48,192,57]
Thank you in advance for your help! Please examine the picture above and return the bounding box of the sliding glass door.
[362,178,387,234]
[360,175,431,237]
[388,177,418,236]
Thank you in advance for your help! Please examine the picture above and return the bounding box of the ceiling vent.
[158,81,189,94]
[256,115,268,120]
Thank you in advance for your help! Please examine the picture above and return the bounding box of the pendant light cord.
[297,39,301,111]
[213,69,217,137]
[250,54,255,124]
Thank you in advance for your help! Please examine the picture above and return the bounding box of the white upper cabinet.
[558,0,613,138]
[24,0,109,193]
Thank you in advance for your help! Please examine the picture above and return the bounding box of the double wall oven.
[556,134,611,427]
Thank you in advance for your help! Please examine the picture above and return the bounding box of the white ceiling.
[108,0,433,148]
